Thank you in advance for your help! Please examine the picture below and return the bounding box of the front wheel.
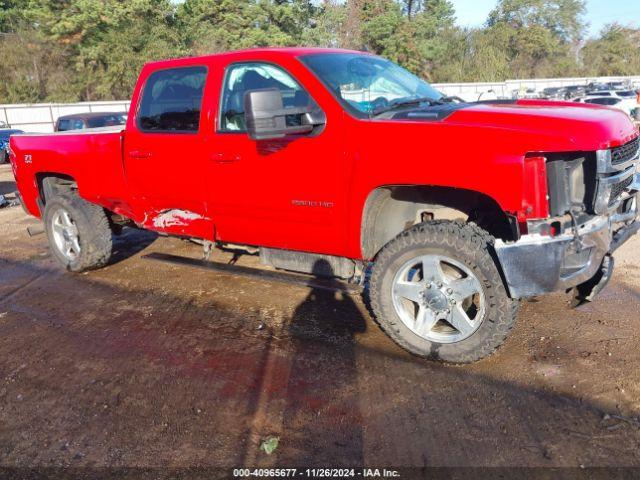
[369,221,518,363]
[43,195,113,272]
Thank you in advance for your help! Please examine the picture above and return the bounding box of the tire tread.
[369,220,518,363]
[44,194,112,272]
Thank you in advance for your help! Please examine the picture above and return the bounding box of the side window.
[57,119,70,131]
[219,63,316,132]
[137,66,207,133]
[87,117,107,128]
[587,98,617,106]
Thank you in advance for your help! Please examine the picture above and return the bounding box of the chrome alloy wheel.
[391,254,486,343]
[51,207,81,261]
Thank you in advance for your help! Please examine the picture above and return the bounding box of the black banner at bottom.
[1,467,640,480]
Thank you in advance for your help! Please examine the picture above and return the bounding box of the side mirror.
[243,88,325,141]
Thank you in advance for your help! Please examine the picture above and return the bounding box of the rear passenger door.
[125,65,214,238]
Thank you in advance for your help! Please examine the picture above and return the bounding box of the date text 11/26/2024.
[233,468,401,478]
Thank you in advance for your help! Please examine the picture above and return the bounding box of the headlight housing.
[545,153,593,216]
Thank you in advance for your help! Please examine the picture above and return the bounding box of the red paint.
[9,48,639,260]
[519,156,549,222]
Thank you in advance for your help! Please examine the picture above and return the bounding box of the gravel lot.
[1,163,640,470]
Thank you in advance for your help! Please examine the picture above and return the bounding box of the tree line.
[0,0,639,104]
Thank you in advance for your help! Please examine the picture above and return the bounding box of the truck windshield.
[301,53,443,117]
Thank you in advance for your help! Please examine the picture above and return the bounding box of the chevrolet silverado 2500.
[9,48,640,363]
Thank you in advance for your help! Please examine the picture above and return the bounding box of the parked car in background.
[586,82,609,93]
[606,81,628,91]
[584,90,639,118]
[573,96,638,118]
[586,90,637,99]
[563,85,586,99]
[541,87,565,99]
[0,128,24,164]
[55,112,127,132]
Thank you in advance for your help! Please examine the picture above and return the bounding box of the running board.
[142,252,363,295]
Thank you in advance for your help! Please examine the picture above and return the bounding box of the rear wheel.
[44,195,113,272]
[369,221,518,363]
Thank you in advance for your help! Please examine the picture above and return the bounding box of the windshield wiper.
[438,95,466,103]
[371,97,439,116]
[371,94,466,117]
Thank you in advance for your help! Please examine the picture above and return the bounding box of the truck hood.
[446,99,638,151]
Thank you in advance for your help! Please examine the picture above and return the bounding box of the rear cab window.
[57,118,85,131]
[137,66,207,133]
[86,114,126,128]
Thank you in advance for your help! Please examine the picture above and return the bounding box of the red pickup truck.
[9,48,640,363]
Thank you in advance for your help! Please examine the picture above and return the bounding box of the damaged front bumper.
[495,189,639,299]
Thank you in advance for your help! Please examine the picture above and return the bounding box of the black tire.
[0,150,7,164]
[43,194,113,272]
[369,221,518,363]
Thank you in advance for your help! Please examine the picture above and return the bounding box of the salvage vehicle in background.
[606,81,629,91]
[563,85,586,99]
[541,86,588,100]
[573,96,639,118]
[586,81,610,92]
[0,128,24,164]
[541,87,565,99]
[54,112,127,132]
[587,90,637,100]
[8,48,640,363]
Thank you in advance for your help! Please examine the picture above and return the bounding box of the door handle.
[129,150,153,159]
[211,152,241,163]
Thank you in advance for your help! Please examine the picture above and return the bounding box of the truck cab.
[9,48,640,363]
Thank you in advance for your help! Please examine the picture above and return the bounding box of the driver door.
[207,61,346,255]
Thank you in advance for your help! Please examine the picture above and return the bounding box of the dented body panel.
[8,47,640,263]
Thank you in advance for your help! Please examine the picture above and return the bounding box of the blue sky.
[451,0,640,37]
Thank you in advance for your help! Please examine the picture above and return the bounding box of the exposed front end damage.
[495,202,638,299]
[495,137,640,302]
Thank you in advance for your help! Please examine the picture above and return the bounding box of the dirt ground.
[1,163,640,471]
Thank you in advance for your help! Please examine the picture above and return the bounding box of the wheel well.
[35,173,78,208]
[361,186,517,259]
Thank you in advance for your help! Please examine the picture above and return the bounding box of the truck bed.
[10,127,135,220]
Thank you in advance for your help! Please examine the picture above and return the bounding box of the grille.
[611,137,640,165]
[609,175,634,205]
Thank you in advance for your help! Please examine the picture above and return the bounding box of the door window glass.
[219,63,316,132]
[137,66,207,133]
